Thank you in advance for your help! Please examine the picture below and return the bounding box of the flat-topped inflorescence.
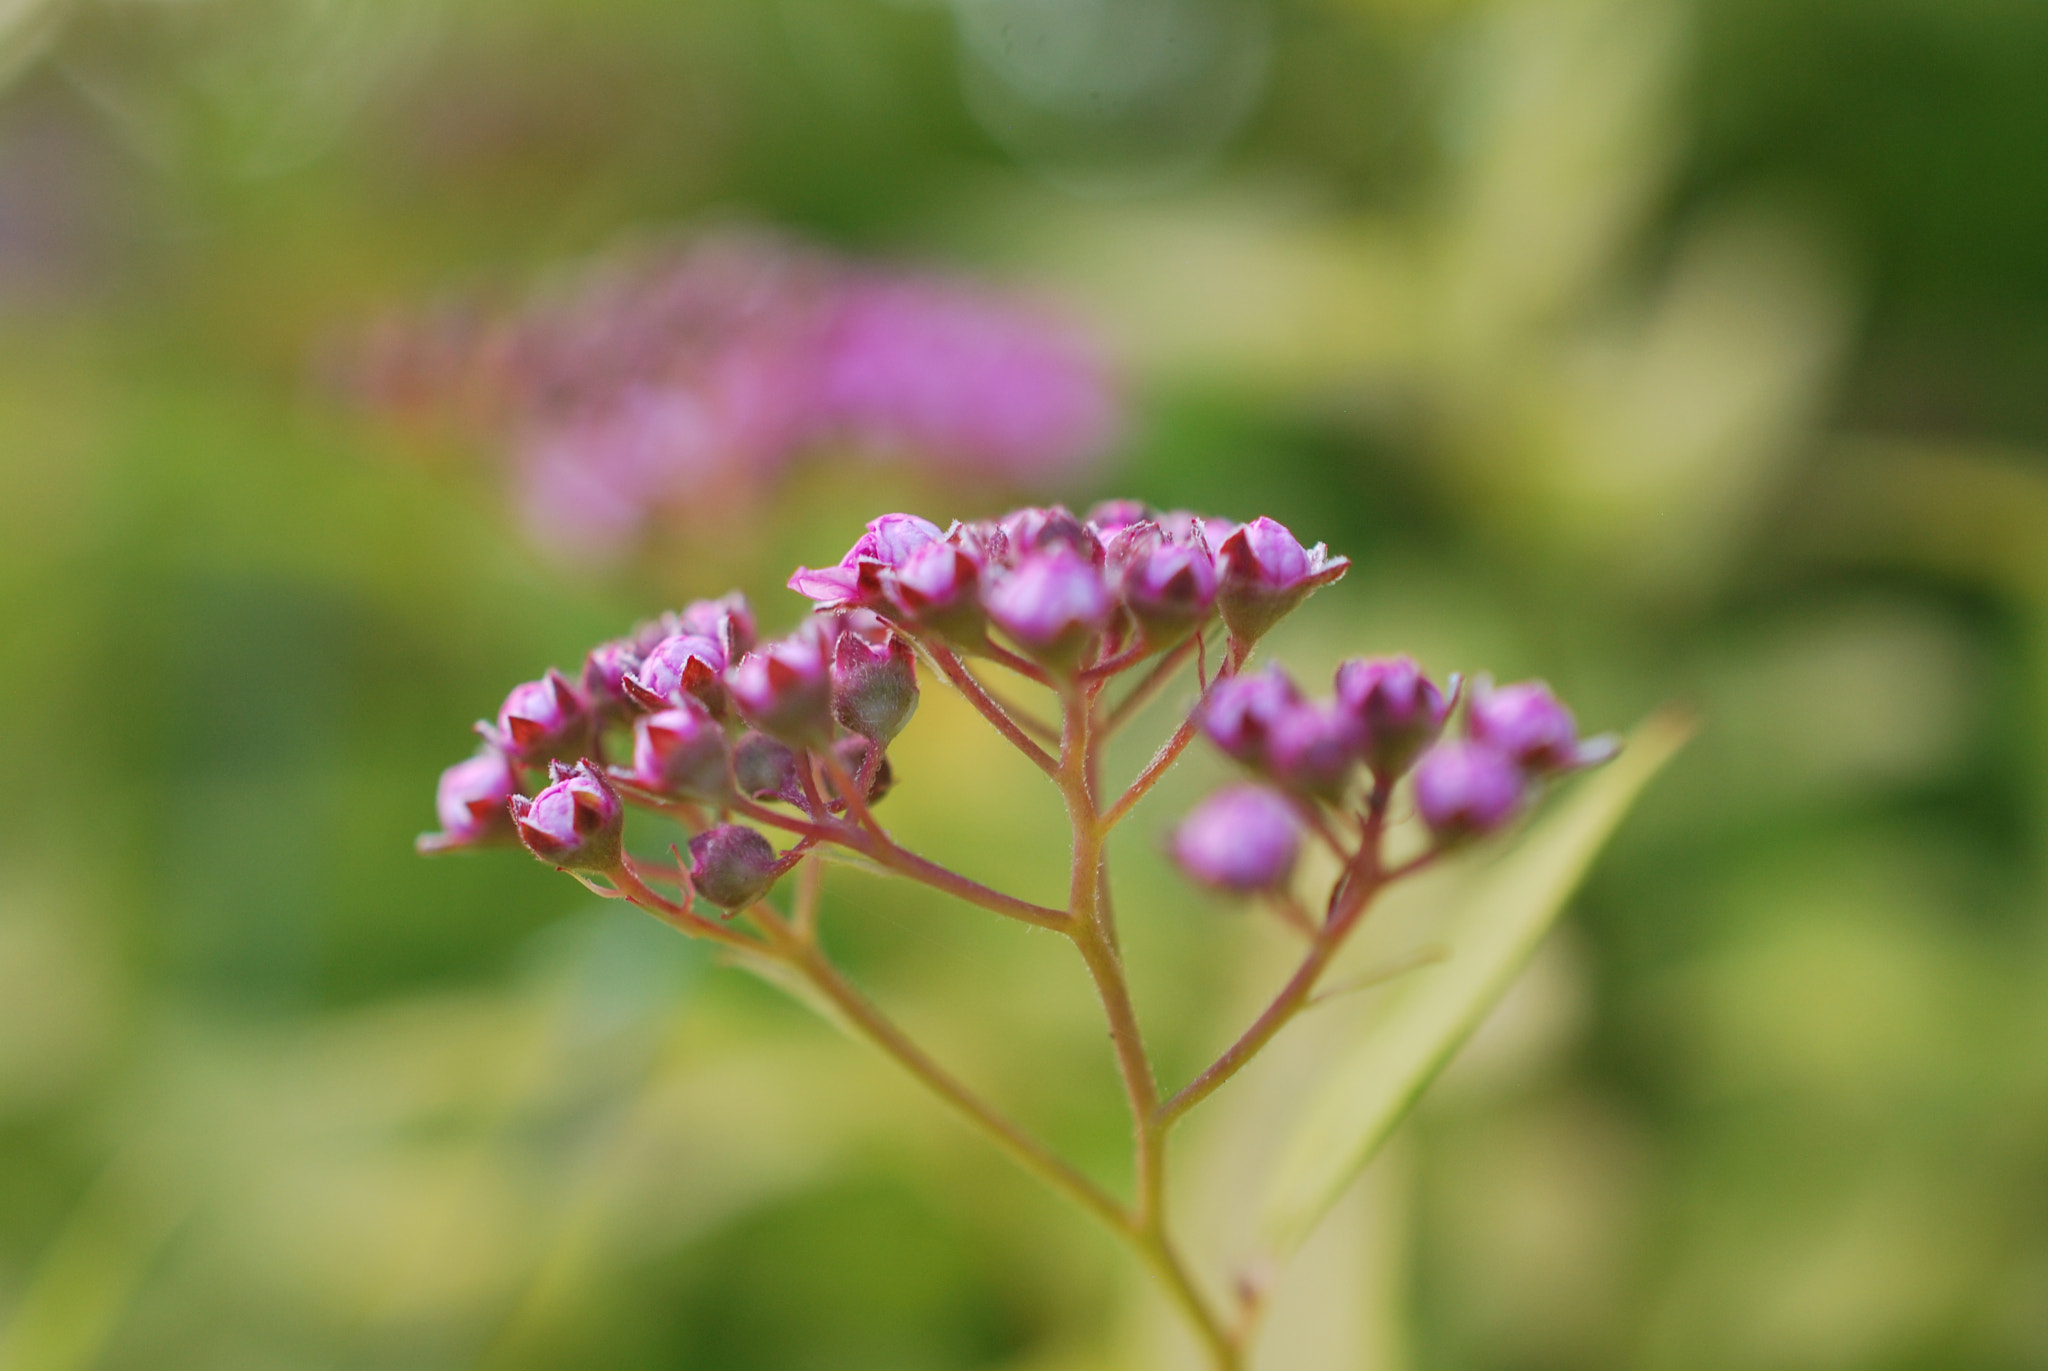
[417,498,1622,1371]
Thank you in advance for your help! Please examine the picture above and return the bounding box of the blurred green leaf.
[1260,709,1692,1256]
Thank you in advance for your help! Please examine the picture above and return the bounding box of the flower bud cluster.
[1174,659,1616,895]
[418,588,917,908]
[788,503,1348,672]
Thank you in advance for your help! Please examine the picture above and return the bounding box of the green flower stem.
[1155,841,1389,1129]
[751,910,1134,1238]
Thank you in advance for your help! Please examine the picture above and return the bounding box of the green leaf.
[1259,709,1693,1256]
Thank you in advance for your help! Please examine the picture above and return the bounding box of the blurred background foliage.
[2,0,2047,1367]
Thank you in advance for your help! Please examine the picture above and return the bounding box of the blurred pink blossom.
[344,227,1121,558]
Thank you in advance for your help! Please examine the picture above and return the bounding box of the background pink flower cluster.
[347,228,1122,556]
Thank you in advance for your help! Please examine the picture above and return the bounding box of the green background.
[2,0,2046,1367]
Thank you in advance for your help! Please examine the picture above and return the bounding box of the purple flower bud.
[831,632,920,744]
[1114,525,1218,648]
[1264,701,1364,800]
[1000,505,1102,563]
[625,633,728,713]
[418,749,522,853]
[485,669,589,764]
[688,824,783,910]
[732,729,801,800]
[982,545,1113,670]
[1467,680,1588,775]
[1413,742,1525,842]
[884,539,986,643]
[580,637,643,716]
[1198,667,1304,768]
[727,631,834,746]
[1171,785,1302,895]
[1215,516,1350,644]
[677,591,757,657]
[788,513,944,609]
[1086,499,1153,536]
[621,701,732,799]
[511,761,624,871]
[1335,656,1455,782]
[826,735,895,807]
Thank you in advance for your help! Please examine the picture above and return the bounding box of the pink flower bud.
[510,761,623,871]
[1000,505,1102,563]
[1215,516,1349,644]
[677,591,757,657]
[1086,499,1153,536]
[982,545,1113,670]
[1467,679,1609,774]
[485,669,590,764]
[727,631,834,746]
[1113,524,1218,649]
[1171,785,1302,895]
[418,749,522,853]
[1335,656,1454,783]
[1413,741,1525,842]
[625,633,728,713]
[788,513,944,609]
[831,632,920,743]
[621,701,731,799]
[688,824,783,910]
[1264,701,1364,800]
[1198,666,1304,768]
[580,637,643,716]
[884,539,986,643]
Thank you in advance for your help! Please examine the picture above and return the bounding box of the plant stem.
[768,925,1133,1237]
[1103,631,1203,735]
[727,797,1072,930]
[927,644,1061,775]
[1056,689,1244,1370]
[1101,639,1248,830]
[1156,844,1388,1127]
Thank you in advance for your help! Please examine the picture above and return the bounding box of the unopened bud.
[1215,517,1348,644]
[620,701,731,800]
[832,632,919,743]
[732,729,801,801]
[688,824,783,910]
[1467,679,1607,775]
[485,670,589,764]
[625,633,728,713]
[1335,656,1454,783]
[827,735,896,807]
[982,546,1113,671]
[1171,785,1302,895]
[1114,525,1217,649]
[511,761,623,871]
[418,749,522,853]
[885,539,986,645]
[727,632,834,747]
[1264,701,1363,800]
[1413,741,1525,842]
[1197,667,1303,768]
[678,591,758,658]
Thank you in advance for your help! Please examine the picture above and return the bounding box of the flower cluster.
[421,498,1620,1368]
[1173,661,1615,897]
[787,505,1347,665]
[348,228,1121,556]
[420,586,912,908]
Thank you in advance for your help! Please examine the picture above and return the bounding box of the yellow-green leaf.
[1259,709,1693,1256]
